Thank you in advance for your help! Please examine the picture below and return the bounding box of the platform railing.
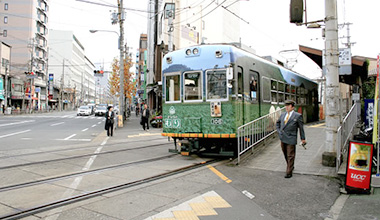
[336,102,361,172]
[237,107,284,164]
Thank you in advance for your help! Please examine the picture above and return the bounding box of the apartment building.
[48,30,95,110]
[0,0,49,110]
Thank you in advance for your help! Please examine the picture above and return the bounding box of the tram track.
[0,136,167,161]
[0,154,177,192]
[0,158,221,220]
[0,141,169,170]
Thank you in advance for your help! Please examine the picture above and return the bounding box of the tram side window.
[165,74,180,102]
[271,80,277,103]
[249,71,259,102]
[262,77,271,102]
[184,72,202,101]
[278,82,284,103]
[207,70,227,100]
[237,67,243,96]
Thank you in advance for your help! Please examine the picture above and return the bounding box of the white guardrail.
[237,107,285,164]
[336,102,361,172]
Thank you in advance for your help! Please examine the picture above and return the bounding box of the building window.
[4,3,8,10]
[2,30,7,37]
[4,16,8,24]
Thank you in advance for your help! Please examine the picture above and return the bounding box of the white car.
[77,106,92,116]
[95,106,107,116]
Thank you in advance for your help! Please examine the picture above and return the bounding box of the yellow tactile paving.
[204,196,232,208]
[172,210,200,220]
[189,202,218,216]
[145,191,231,220]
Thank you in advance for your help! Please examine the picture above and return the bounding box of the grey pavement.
[23,113,379,220]
[105,117,380,220]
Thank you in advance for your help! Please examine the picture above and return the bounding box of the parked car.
[95,106,107,116]
[77,106,92,116]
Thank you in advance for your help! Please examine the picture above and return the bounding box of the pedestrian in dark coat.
[105,106,115,136]
[276,100,306,178]
[141,104,150,131]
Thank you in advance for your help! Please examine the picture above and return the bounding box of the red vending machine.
[345,141,374,194]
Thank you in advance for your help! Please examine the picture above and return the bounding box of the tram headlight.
[215,50,223,58]
[186,49,192,56]
[193,48,199,55]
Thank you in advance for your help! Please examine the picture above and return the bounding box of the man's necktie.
[284,113,290,124]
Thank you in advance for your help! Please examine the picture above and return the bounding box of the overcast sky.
[49,0,380,79]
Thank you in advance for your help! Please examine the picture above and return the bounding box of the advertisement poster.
[346,141,373,193]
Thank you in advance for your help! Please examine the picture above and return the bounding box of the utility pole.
[60,59,65,111]
[118,0,125,123]
[322,0,341,167]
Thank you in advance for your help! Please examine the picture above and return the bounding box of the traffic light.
[25,71,36,78]
[290,0,304,24]
[94,70,104,77]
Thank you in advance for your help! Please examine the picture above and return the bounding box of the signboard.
[210,101,222,117]
[345,141,374,193]
[365,99,374,129]
[49,73,54,95]
[322,48,352,75]
[0,78,4,99]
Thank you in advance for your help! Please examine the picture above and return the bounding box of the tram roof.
[164,44,316,77]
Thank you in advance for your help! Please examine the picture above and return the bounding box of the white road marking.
[45,136,109,220]
[82,128,89,132]
[91,124,96,127]
[50,122,64,126]
[0,130,31,139]
[64,134,76,140]
[0,120,35,127]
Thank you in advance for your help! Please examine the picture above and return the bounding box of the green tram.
[161,44,319,156]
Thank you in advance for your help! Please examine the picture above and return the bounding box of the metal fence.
[237,107,284,164]
[336,102,361,172]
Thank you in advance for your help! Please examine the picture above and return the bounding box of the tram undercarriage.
[170,137,237,157]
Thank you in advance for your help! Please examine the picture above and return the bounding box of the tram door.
[237,67,244,125]
[247,70,260,120]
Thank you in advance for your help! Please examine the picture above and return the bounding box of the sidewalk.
[238,121,380,220]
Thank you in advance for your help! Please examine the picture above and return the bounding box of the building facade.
[146,0,242,113]
[48,30,95,110]
[0,41,11,113]
[0,0,49,111]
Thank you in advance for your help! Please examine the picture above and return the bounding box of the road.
[0,111,214,219]
[0,111,105,151]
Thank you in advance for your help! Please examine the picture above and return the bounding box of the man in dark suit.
[141,104,150,131]
[105,106,115,137]
[276,100,306,178]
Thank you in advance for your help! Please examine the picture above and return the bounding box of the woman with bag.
[105,106,115,136]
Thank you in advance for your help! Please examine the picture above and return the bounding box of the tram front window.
[206,70,227,100]
[165,74,180,102]
[184,72,202,101]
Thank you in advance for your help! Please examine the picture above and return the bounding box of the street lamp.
[89,29,125,123]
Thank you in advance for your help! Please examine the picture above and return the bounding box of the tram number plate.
[165,119,181,128]
[211,118,223,125]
